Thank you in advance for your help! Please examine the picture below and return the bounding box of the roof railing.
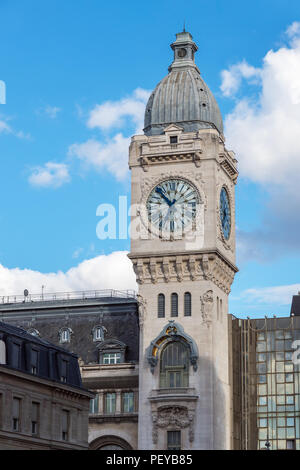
[0,289,137,305]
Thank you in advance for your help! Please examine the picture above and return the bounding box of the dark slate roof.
[0,297,139,365]
[0,320,83,389]
[290,295,300,316]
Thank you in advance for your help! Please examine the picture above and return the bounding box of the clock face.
[146,179,198,235]
[220,187,231,240]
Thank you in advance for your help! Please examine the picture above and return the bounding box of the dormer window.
[28,328,40,337]
[92,325,106,343]
[170,136,178,144]
[97,339,127,365]
[59,327,72,344]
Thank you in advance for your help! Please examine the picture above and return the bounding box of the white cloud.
[28,162,71,188]
[44,106,61,119]
[220,22,300,261]
[0,115,30,139]
[242,283,300,306]
[0,119,11,134]
[222,23,300,186]
[0,251,137,298]
[286,21,300,41]
[87,88,150,134]
[220,60,261,97]
[68,134,130,181]
[68,88,150,181]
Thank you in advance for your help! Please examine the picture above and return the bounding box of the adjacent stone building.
[0,320,93,449]
[0,290,139,450]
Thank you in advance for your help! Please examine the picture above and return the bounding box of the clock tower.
[128,31,238,450]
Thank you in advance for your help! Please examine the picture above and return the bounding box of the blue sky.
[1,0,300,317]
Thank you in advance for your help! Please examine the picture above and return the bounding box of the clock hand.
[155,187,172,206]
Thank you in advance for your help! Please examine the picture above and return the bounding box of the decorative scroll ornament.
[152,406,195,444]
[146,321,198,373]
[200,290,213,327]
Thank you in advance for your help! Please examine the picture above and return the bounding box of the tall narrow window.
[11,343,21,369]
[171,293,178,317]
[90,394,99,414]
[122,392,134,413]
[167,430,181,450]
[62,410,69,441]
[12,397,21,432]
[59,328,72,344]
[0,394,3,429]
[60,359,68,383]
[158,294,165,318]
[0,339,6,364]
[160,342,189,388]
[31,349,39,375]
[184,292,191,316]
[105,393,116,414]
[31,402,39,435]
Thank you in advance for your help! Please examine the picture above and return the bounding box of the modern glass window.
[160,341,189,388]
[12,397,21,432]
[90,394,99,414]
[105,393,116,414]
[171,293,178,317]
[158,294,165,318]
[62,410,69,441]
[31,402,39,435]
[103,353,121,364]
[122,392,134,413]
[167,430,181,450]
[184,292,191,316]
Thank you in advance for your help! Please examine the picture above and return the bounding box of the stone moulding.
[152,405,195,444]
[129,251,237,294]
[146,320,198,373]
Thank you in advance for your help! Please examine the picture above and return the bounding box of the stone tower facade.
[128,31,238,450]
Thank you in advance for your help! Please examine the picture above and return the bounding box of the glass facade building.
[232,315,300,450]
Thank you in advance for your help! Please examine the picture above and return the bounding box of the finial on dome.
[169,30,198,72]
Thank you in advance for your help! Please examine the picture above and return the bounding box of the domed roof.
[144,31,223,136]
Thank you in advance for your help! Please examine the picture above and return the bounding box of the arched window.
[171,293,178,317]
[158,294,165,318]
[28,328,40,337]
[184,292,192,317]
[59,327,72,344]
[160,341,189,388]
[92,326,106,342]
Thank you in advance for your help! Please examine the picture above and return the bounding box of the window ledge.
[149,387,199,402]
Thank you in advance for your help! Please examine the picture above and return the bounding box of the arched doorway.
[89,435,133,450]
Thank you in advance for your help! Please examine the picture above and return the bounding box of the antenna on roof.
[183,20,186,32]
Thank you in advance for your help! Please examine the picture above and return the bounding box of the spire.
[169,30,199,73]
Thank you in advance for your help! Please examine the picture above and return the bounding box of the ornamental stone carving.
[200,290,213,327]
[137,294,147,331]
[152,406,195,444]
[128,252,237,294]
